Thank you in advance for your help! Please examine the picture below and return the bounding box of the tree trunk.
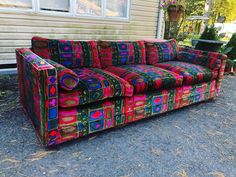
[201,0,213,32]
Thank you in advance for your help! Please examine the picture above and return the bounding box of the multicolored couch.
[15,37,227,146]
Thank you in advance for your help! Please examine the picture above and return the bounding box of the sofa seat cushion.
[104,65,183,93]
[154,61,218,85]
[58,68,133,107]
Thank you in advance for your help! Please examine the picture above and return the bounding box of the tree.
[184,0,236,24]
[211,0,236,23]
[185,0,205,16]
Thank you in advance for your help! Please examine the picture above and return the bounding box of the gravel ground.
[0,74,235,177]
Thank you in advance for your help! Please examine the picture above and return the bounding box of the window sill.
[0,8,130,22]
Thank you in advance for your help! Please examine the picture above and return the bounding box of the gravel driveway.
[0,74,235,177]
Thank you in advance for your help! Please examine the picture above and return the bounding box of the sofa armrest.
[16,48,59,146]
[46,60,80,91]
[177,47,222,70]
[215,54,227,96]
[178,47,227,95]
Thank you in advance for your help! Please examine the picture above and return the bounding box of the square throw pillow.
[145,39,179,64]
[32,36,101,69]
[98,40,146,68]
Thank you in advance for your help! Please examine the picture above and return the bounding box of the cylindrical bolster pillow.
[46,60,79,91]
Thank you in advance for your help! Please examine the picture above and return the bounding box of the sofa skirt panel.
[54,80,216,145]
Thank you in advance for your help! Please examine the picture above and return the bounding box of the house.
[0,0,164,67]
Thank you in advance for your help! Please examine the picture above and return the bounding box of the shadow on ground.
[0,75,235,177]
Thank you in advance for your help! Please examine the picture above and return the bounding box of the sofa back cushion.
[32,37,101,69]
[177,47,222,70]
[145,39,179,64]
[98,41,146,68]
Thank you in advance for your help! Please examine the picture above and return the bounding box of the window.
[0,0,130,20]
[77,0,102,16]
[0,0,32,9]
[106,0,128,18]
[39,0,70,12]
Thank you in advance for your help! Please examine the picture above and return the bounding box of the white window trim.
[35,0,73,16]
[0,0,130,21]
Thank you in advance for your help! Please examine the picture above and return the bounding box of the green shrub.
[226,59,234,68]
[225,33,236,59]
[195,26,220,50]
[199,26,219,40]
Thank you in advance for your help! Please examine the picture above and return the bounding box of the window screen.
[39,0,70,12]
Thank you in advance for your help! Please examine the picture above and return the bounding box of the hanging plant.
[161,0,185,22]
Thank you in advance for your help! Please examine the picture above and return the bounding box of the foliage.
[199,26,220,40]
[226,59,235,68]
[220,45,233,55]
[225,33,236,59]
[194,26,221,51]
[175,0,205,42]
[220,45,233,69]
[185,0,205,17]
[161,0,186,10]
[211,0,236,23]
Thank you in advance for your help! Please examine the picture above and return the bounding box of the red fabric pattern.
[98,41,146,68]
[104,65,183,93]
[155,61,218,85]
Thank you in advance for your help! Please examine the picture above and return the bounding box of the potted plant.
[234,60,236,73]
[193,26,225,52]
[222,33,236,73]
[225,59,234,73]
[225,33,236,60]
[161,0,185,22]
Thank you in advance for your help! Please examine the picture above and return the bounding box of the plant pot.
[233,66,236,73]
[193,39,225,52]
[167,6,184,22]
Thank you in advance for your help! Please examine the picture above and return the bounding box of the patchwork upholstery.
[145,39,179,64]
[178,47,222,70]
[16,48,58,145]
[98,41,146,68]
[59,68,133,107]
[17,37,227,146]
[46,60,79,91]
[155,61,218,85]
[181,80,216,106]
[57,80,216,144]
[104,65,183,93]
[32,36,101,68]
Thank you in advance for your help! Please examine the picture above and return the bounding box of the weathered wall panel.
[0,0,160,64]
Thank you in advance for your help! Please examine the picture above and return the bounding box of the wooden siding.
[0,0,160,64]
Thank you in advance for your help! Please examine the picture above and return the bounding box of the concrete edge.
[0,68,17,75]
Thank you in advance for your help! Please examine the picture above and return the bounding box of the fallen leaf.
[176,169,188,177]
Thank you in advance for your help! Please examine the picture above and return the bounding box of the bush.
[199,26,219,40]
[195,26,220,51]
[225,33,236,59]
